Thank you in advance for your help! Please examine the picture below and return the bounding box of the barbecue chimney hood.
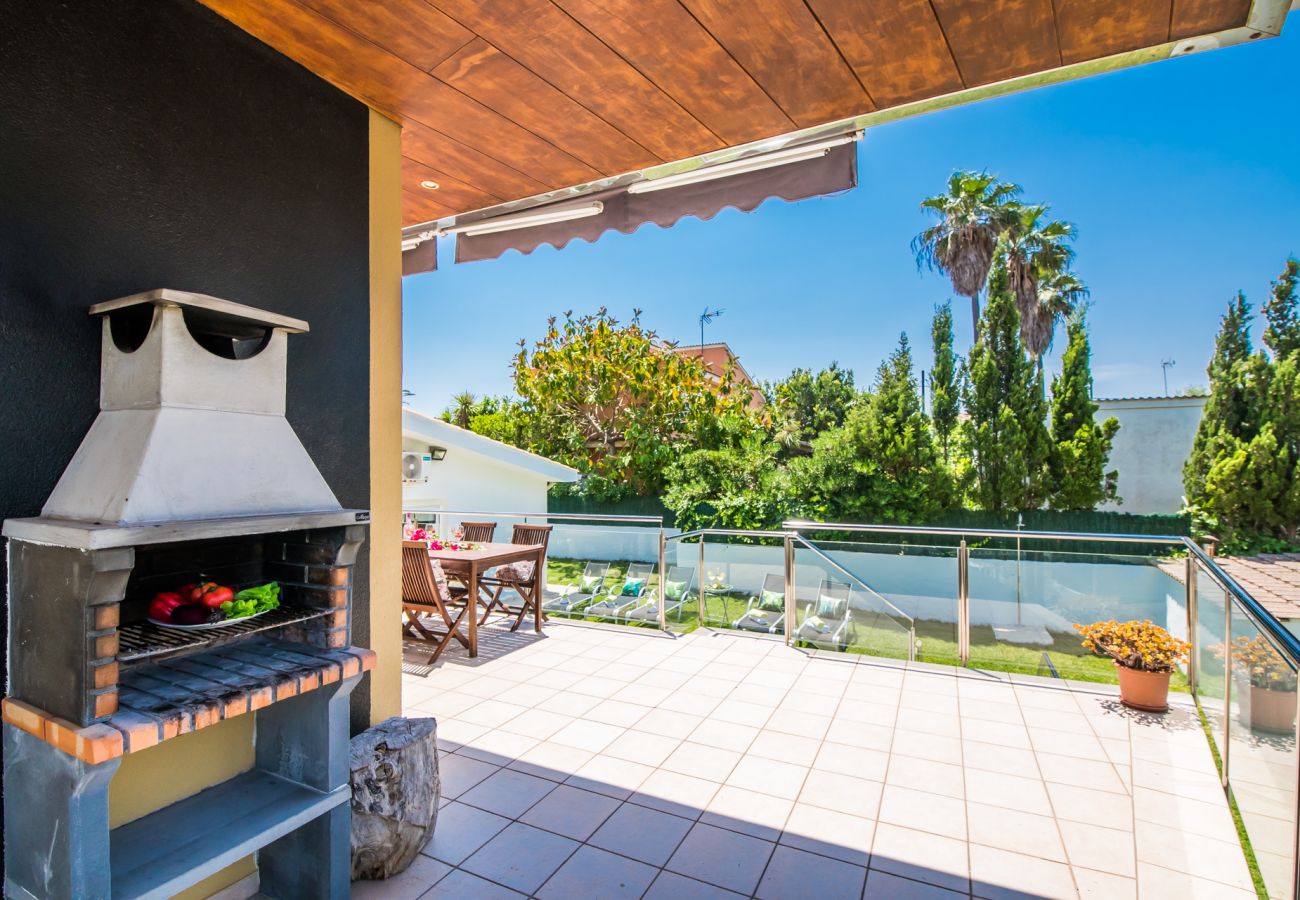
[8,290,359,545]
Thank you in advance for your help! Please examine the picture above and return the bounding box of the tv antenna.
[1161,359,1176,396]
[699,306,725,351]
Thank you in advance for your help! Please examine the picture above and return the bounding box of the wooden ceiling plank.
[1170,0,1252,40]
[806,0,963,108]
[402,155,503,216]
[201,0,600,190]
[401,120,549,205]
[552,0,796,145]
[675,0,874,128]
[428,0,721,160]
[433,38,659,174]
[930,0,1061,87]
[403,187,458,223]
[1053,1,1172,65]
[293,0,475,72]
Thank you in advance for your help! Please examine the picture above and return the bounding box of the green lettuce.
[221,582,281,620]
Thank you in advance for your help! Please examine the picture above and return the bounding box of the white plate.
[148,607,274,630]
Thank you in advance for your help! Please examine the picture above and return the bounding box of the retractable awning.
[449,138,856,264]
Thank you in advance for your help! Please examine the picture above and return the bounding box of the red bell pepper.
[148,591,184,622]
[202,585,235,609]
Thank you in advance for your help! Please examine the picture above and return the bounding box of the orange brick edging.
[3,644,377,764]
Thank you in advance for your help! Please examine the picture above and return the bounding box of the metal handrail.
[404,508,664,525]
[1186,540,1300,668]
[789,534,914,627]
[784,519,1186,545]
[667,528,791,541]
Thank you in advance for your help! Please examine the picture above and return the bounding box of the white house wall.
[402,435,549,515]
[1095,396,1207,515]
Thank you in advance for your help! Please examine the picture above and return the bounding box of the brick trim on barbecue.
[2,642,376,763]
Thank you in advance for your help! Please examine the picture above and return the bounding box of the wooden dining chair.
[401,540,470,663]
[459,521,497,543]
[480,523,553,630]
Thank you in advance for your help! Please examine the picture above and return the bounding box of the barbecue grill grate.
[117,606,332,663]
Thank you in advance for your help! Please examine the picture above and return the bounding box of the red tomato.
[202,586,235,609]
[186,581,217,603]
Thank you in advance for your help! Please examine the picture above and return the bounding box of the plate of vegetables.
[148,581,281,629]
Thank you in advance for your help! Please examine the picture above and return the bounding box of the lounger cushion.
[815,594,847,619]
[620,578,646,596]
[758,589,784,612]
[664,579,688,602]
[580,574,603,593]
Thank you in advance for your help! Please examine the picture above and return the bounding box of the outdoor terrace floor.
[363,621,1257,899]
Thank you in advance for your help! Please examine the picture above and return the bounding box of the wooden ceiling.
[200,1,1257,227]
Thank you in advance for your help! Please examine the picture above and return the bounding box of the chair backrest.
[402,541,452,607]
[760,572,785,597]
[460,521,497,543]
[818,578,852,600]
[666,566,695,589]
[619,562,654,598]
[511,523,553,552]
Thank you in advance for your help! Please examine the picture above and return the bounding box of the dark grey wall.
[0,0,374,721]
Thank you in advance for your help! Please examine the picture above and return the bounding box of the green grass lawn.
[545,557,1188,689]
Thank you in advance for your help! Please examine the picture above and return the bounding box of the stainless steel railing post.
[1185,555,1198,692]
[958,539,970,666]
[657,527,668,631]
[1222,589,1232,788]
[784,532,796,647]
[698,537,706,626]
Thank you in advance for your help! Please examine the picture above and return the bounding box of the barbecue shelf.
[110,769,346,900]
[117,606,332,663]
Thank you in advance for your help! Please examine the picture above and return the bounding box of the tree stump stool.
[349,716,440,880]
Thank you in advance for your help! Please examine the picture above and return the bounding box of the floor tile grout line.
[1008,676,1081,894]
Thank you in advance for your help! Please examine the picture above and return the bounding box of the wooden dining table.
[428,541,546,658]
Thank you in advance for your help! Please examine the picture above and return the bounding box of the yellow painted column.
[367,108,404,724]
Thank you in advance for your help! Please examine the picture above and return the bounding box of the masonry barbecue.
[2,290,373,899]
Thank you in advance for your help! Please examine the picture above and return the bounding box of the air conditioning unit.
[402,452,428,483]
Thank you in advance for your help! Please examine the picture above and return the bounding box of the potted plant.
[1074,620,1190,712]
[1220,636,1297,734]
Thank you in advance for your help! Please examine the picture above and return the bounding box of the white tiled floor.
[358,621,1257,899]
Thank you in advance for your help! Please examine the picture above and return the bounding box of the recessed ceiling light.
[420,180,440,190]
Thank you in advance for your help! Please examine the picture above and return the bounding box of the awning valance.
[455,141,857,264]
[401,235,438,276]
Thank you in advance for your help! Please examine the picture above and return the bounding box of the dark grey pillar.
[3,723,121,900]
[254,673,360,898]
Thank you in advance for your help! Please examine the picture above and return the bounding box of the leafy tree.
[912,171,1022,341]
[765,363,857,449]
[1263,256,1300,358]
[663,433,787,532]
[962,262,1052,511]
[511,308,753,496]
[1185,293,1256,493]
[1048,318,1119,509]
[1186,263,1300,551]
[789,335,951,523]
[929,302,960,462]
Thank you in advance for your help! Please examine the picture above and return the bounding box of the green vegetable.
[220,582,281,620]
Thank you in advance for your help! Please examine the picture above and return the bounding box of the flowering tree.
[512,309,754,496]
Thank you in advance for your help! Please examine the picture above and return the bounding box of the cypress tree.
[930,302,960,462]
[962,261,1052,511]
[1048,318,1120,509]
[1263,257,1300,359]
[1184,293,1258,500]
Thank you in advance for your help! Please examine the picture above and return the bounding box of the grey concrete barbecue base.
[3,673,362,900]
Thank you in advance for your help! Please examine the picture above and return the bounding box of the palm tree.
[1032,270,1090,358]
[451,391,476,429]
[912,171,1022,341]
[1004,204,1079,357]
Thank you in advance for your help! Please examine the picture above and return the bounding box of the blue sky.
[403,19,1300,415]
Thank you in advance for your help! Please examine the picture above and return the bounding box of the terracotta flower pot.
[1248,685,1297,734]
[1117,664,1170,712]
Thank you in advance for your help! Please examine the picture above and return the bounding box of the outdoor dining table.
[428,541,546,658]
